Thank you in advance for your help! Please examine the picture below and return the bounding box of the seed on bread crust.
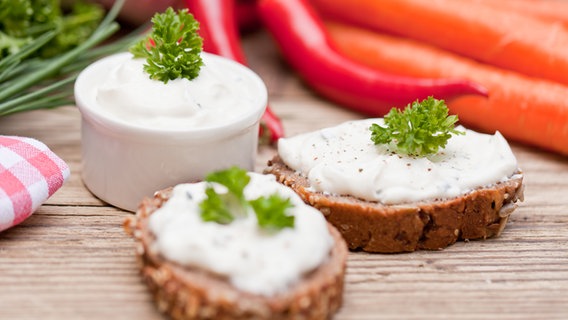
[264,156,524,253]
[124,188,348,320]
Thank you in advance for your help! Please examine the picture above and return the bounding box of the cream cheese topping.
[148,173,334,297]
[92,53,256,129]
[278,118,519,204]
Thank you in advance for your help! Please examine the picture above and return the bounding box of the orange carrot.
[326,22,568,156]
[311,0,568,86]
[462,0,568,27]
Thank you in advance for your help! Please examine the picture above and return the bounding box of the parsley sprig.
[250,195,295,230]
[370,97,463,156]
[200,167,250,224]
[199,167,295,231]
[129,7,203,83]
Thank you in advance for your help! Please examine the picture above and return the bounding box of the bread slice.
[124,188,348,320]
[264,156,525,253]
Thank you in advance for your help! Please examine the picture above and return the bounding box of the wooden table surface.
[1,30,567,320]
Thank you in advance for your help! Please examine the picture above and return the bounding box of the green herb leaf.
[370,97,463,156]
[0,0,134,117]
[198,167,295,231]
[199,167,249,223]
[0,0,104,59]
[199,186,235,225]
[250,194,295,231]
[204,166,250,202]
[129,7,203,83]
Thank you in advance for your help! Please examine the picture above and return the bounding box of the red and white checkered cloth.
[0,136,70,232]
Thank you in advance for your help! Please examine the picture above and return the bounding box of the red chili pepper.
[256,0,488,115]
[185,0,284,144]
[236,0,262,32]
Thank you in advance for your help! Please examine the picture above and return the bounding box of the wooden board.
[1,30,567,320]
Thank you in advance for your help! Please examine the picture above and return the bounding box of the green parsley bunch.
[199,167,295,231]
[129,7,203,83]
[370,97,463,156]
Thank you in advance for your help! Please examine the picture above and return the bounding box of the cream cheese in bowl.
[93,53,257,130]
[75,52,267,211]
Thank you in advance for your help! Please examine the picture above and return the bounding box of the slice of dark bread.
[124,188,348,320]
[265,156,524,253]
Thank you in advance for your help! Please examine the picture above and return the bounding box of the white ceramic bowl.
[75,52,267,212]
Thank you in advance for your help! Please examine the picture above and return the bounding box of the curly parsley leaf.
[250,194,295,231]
[129,7,203,83]
[370,97,463,156]
[199,167,295,231]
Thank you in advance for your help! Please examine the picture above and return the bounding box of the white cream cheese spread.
[148,173,334,297]
[90,53,257,129]
[278,119,519,204]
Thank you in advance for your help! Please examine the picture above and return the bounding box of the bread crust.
[125,188,348,320]
[264,156,525,253]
